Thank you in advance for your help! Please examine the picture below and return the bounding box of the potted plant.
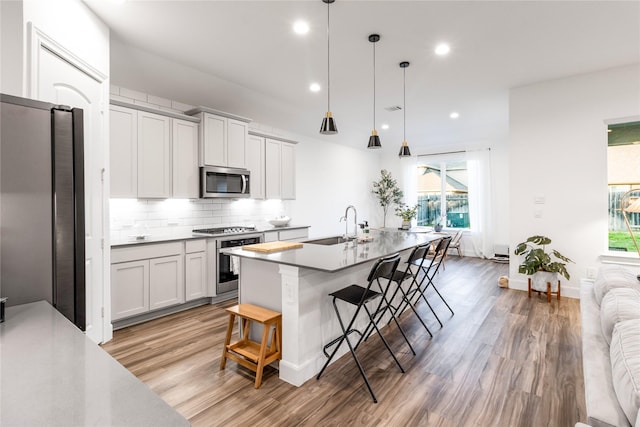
[514,235,574,292]
[372,169,403,227]
[396,204,419,230]
[433,215,445,232]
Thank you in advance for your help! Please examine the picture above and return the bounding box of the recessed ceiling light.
[450,112,459,119]
[435,43,450,56]
[293,21,310,35]
[309,83,321,92]
[381,124,389,130]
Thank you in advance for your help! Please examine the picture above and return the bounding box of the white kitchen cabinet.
[186,107,251,168]
[263,227,308,243]
[205,239,220,297]
[185,239,206,301]
[281,142,296,199]
[111,242,184,321]
[137,111,171,198]
[149,255,184,310]
[109,105,138,198]
[265,138,281,199]
[227,119,247,169]
[265,138,296,200]
[200,112,226,167]
[111,260,149,321]
[245,134,265,199]
[172,119,199,198]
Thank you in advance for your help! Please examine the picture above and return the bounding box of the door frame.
[26,22,112,343]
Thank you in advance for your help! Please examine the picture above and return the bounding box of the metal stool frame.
[396,237,454,323]
[316,253,406,403]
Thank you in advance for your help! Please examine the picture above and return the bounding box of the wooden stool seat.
[220,303,282,388]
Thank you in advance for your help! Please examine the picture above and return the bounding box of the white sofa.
[579,265,640,427]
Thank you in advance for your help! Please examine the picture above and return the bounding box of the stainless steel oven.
[216,234,262,294]
[192,226,262,295]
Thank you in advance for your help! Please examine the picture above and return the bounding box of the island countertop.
[0,301,189,427]
[221,229,440,272]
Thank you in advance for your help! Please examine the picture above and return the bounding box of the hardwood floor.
[101,256,586,426]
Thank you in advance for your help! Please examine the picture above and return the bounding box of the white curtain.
[465,149,495,258]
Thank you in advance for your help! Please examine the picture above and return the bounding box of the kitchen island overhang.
[221,230,441,386]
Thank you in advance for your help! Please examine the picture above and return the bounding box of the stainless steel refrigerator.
[0,93,85,330]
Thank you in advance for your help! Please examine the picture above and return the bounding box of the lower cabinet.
[111,242,185,322]
[185,239,207,301]
[111,260,150,320]
[149,255,184,310]
[263,227,309,243]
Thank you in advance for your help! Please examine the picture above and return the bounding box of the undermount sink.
[304,235,355,246]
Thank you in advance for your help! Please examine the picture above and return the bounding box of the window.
[607,120,640,252]
[416,160,470,229]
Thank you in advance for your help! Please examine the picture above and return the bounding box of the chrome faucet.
[341,205,357,240]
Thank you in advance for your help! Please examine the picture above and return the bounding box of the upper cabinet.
[110,105,138,198]
[137,111,171,198]
[257,133,297,200]
[185,107,251,169]
[109,103,199,199]
[172,119,199,199]
[246,134,266,199]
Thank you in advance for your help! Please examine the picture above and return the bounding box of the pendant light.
[398,61,412,157]
[319,0,337,134]
[367,34,381,149]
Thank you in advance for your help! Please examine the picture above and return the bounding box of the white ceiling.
[85,0,640,153]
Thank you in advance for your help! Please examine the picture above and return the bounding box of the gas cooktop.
[192,226,257,235]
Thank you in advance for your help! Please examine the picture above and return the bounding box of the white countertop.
[223,229,441,273]
[110,224,310,247]
[0,301,189,427]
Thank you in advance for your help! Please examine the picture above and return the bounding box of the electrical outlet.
[534,207,542,218]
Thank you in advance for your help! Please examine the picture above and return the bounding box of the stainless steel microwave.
[200,166,250,198]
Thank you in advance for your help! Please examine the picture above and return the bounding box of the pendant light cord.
[327,0,331,113]
[403,66,406,141]
[373,40,376,130]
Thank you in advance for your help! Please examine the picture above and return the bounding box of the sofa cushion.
[610,319,640,426]
[594,265,640,305]
[600,288,640,345]
[581,281,632,427]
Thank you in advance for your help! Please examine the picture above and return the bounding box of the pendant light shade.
[320,112,338,134]
[319,0,337,135]
[398,61,412,157]
[367,34,381,149]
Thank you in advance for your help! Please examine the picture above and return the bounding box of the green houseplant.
[395,203,419,230]
[514,235,574,292]
[372,169,403,227]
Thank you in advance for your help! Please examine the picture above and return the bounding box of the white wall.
[508,64,640,297]
[292,136,381,237]
[23,0,109,77]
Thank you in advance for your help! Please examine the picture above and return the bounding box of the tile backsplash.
[110,198,289,241]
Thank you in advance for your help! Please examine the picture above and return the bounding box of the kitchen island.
[221,229,440,386]
[0,301,188,426]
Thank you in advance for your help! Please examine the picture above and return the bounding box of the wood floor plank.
[101,256,586,426]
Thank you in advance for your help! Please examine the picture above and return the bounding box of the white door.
[36,46,107,343]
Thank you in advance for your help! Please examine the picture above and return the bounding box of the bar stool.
[220,303,282,389]
[316,253,407,403]
[397,237,453,323]
[381,241,435,337]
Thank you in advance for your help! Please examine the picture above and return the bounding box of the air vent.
[384,105,402,112]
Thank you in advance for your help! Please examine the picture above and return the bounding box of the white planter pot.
[401,221,411,230]
[531,271,559,292]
